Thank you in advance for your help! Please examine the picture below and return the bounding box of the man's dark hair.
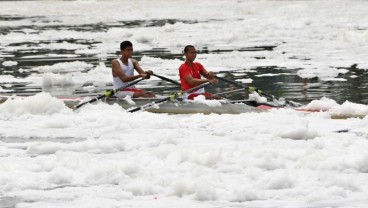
[120,41,133,50]
[184,45,195,53]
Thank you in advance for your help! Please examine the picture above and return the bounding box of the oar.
[74,78,144,110]
[215,76,302,108]
[128,82,211,113]
[151,86,180,93]
[152,73,181,86]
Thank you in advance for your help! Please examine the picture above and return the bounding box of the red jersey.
[179,62,206,91]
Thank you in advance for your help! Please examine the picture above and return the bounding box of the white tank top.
[113,58,135,89]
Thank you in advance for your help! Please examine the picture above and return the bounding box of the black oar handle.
[216,76,244,88]
[152,73,181,86]
[216,76,259,93]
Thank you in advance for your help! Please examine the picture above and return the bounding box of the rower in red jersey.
[179,45,219,100]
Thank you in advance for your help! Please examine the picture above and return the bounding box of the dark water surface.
[1,17,367,105]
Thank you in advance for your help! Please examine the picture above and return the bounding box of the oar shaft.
[184,82,210,93]
[216,76,245,89]
[151,86,180,93]
[216,75,302,108]
[152,74,180,86]
[129,97,170,113]
[128,82,211,113]
[74,78,145,110]
[114,78,145,93]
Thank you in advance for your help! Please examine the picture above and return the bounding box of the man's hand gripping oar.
[215,76,302,108]
[73,78,145,110]
[128,82,211,113]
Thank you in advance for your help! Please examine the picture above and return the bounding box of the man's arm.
[183,74,218,86]
[197,63,216,80]
[202,71,216,79]
[132,59,151,78]
[200,67,216,79]
[112,60,144,82]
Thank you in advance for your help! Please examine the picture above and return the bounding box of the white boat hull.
[1,95,366,118]
[75,97,261,114]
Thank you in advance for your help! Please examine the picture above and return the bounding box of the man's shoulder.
[193,62,204,69]
[179,62,188,69]
[112,58,120,65]
[193,62,203,67]
[130,58,138,64]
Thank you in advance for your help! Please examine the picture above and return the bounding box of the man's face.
[121,46,133,58]
[185,47,197,62]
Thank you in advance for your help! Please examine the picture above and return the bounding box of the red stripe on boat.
[121,88,144,92]
[257,105,276,110]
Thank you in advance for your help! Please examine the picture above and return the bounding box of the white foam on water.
[2,61,18,66]
[0,96,367,207]
[192,95,222,107]
[32,61,93,73]
[0,93,70,117]
[235,78,253,84]
[0,75,28,84]
[42,73,74,87]
[303,97,368,116]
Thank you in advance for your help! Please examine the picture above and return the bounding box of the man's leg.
[188,93,220,100]
[132,91,156,98]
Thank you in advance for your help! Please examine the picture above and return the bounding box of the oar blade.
[128,96,171,113]
[217,76,303,108]
[73,94,105,110]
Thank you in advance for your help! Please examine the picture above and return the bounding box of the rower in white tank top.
[112,40,156,98]
[113,58,135,89]
[112,58,141,98]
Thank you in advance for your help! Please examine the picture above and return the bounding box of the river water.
[1,1,368,105]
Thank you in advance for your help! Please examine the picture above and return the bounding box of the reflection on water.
[1,17,367,105]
